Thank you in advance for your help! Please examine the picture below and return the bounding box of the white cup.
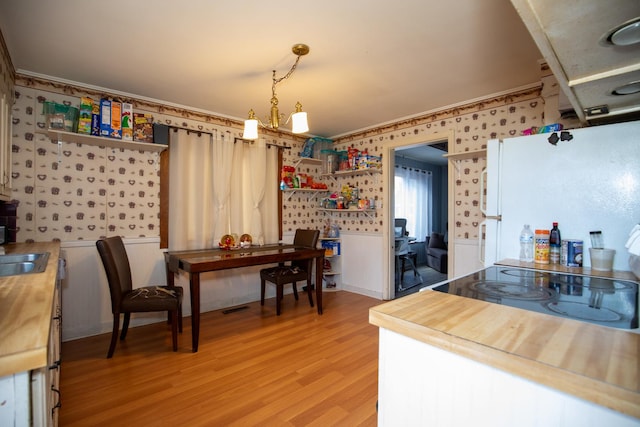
[589,248,615,271]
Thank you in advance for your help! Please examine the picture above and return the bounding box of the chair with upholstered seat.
[260,229,320,315]
[96,236,183,358]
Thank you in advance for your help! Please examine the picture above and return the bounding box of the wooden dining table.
[165,244,325,352]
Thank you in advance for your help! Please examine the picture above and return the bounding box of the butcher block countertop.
[0,242,60,377]
[370,264,640,420]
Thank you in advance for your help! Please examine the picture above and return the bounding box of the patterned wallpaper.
[11,87,163,241]
[4,60,549,243]
[8,77,303,243]
[285,91,546,240]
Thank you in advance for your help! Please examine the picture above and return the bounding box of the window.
[394,165,432,241]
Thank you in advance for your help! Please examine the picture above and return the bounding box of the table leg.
[315,254,323,315]
[190,272,201,352]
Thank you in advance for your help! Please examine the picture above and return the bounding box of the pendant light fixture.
[242,44,310,140]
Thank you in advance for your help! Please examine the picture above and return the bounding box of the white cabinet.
[0,276,61,427]
[0,92,13,200]
[319,237,341,291]
[31,277,61,426]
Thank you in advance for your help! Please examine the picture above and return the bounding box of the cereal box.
[77,97,93,135]
[133,113,154,143]
[121,103,133,141]
[100,99,122,139]
[99,99,111,137]
[110,100,122,139]
[91,101,100,136]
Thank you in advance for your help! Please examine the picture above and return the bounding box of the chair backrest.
[292,229,320,269]
[96,236,133,313]
[394,218,407,238]
[293,228,320,248]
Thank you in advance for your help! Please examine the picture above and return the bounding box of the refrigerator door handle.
[480,168,487,215]
[478,220,485,264]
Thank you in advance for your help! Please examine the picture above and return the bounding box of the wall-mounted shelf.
[444,149,487,174]
[282,188,328,202]
[293,157,322,169]
[46,130,167,152]
[319,208,377,219]
[443,149,486,160]
[322,168,381,180]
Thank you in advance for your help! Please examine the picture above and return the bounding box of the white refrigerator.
[483,120,640,272]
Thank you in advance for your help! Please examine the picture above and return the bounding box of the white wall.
[62,238,273,341]
[340,232,385,299]
[61,234,385,341]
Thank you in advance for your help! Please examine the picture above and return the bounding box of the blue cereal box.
[99,98,111,137]
[100,99,122,139]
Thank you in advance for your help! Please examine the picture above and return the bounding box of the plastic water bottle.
[519,224,534,262]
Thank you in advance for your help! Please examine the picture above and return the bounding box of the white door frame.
[382,130,454,300]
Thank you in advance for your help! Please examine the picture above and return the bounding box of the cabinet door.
[0,93,12,199]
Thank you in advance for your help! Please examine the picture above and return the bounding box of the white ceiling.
[0,0,544,139]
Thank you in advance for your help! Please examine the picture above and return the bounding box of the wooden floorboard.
[59,291,381,426]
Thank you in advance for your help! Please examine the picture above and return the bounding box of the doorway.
[382,132,453,300]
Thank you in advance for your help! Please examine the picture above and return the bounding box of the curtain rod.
[234,137,291,150]
[166,126,290,150]
[168,125,214,137]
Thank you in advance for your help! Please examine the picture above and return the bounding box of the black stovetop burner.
[430,266,639,330]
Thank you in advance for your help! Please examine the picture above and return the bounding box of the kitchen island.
[370,264,639,426]
[0,242,61,425]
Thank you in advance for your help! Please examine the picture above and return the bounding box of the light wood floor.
[59,291,381,426]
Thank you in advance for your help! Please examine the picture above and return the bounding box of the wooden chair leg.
[170,310,178,352]
[107,313,120,358]
[276,284,283,315]
[120,312,131,340]
[260,279,266,306]
[178,303,183,333]
[292,282,299,300]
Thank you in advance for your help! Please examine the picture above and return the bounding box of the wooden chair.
[260,229,320,315]
[96,236,183,358]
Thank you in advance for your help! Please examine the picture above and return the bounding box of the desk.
[165,244,325,352]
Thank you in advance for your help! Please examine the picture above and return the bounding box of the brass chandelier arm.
[242,44,310,139]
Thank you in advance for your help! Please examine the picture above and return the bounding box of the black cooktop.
[431,266,639,330]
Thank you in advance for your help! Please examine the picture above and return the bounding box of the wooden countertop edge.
[369,293,640,420]
[0,242,60,375]
[0,347,47,377]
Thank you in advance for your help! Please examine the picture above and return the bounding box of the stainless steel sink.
[0,252,50,276]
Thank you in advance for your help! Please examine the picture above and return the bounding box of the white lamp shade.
[243,119,259,140]
[291,111,309,134]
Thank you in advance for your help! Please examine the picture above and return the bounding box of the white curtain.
[169,129,279,250]
[229,138,279,245]
[394,165,432,241]
[168,129,215,250]
[212,131,234,243]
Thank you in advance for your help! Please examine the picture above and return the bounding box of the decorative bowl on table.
[239,234,253,248]
[219,234,236,250]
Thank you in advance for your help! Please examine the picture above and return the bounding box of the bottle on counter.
[519,224,534,262]
[549,222,561,264]
[534,229,550,264]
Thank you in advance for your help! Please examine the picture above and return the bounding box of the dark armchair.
[426,232,448,274]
